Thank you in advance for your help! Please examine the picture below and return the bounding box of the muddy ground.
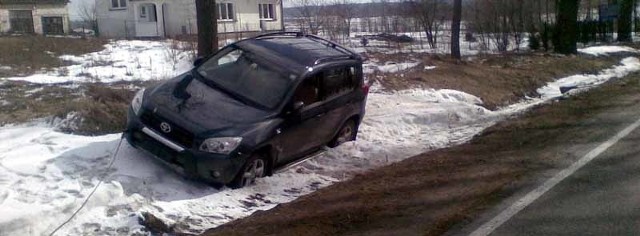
[202,71,640,235]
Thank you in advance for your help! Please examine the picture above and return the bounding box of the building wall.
[0,4,70,34]
[96,0,132,37]
[32,4,70,34]
[0,9,9,32]
[97,0,283,38]
[165,0,283,37]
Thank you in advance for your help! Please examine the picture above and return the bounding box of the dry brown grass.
[0,36,107,77]
[0,81,152,135]
[370,52,621,109]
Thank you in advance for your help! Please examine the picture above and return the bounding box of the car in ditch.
[124,32,369,188]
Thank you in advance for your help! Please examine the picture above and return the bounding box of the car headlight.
[131,88,145,116]
[199,137,242,154]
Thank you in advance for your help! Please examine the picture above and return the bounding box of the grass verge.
[0,81,154,135]
[371,52,623,109]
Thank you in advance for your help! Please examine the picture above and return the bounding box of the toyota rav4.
[125,32,369,188]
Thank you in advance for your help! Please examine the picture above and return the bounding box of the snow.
[537,57,640,99]
[375,61,421,73]
[1,40,640,235]
[0,66,11,71]
[1,40,194,84]
[578,45,639,56]
[363,58,421,74]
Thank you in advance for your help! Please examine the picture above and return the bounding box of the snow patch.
[578,46,639,56]
[363,59,420,74]
[3,40,194,84]
[376,61,420,73]
[538,57,640,98]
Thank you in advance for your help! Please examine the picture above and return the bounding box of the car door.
[319,65,361,139]
[277,74,332,163]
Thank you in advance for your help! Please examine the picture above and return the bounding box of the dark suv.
[125,32,369,188]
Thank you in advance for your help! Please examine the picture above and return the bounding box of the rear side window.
[321,66,356,100]
[292,75,321,106]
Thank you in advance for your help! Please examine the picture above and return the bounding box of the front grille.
[131,130,182,166]
[140,111,194,148]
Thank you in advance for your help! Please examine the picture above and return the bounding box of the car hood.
[144,73,276,137]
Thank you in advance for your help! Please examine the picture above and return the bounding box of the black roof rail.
[304,34,360,58]
[253,31,303,39]
[313,55,355,65]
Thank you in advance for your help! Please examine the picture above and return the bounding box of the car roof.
[235,33,362,75]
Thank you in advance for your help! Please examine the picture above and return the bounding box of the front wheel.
[328,119,357,148]
[228,154,267,189]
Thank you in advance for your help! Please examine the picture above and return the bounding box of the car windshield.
[196,46,292,109]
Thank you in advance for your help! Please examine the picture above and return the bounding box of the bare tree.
[291,0,326,34]
[78,0,98,34]
[451,0,462,59]
[333,0,356,43]
[409,0,448,49]
[468,0,542,52]
[196,0,217,57]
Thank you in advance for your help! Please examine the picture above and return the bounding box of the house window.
[9,10,34,33]
[140,7,146,17]
[111,0,126,9]
[258,3,275,20]
[217,3,234,21]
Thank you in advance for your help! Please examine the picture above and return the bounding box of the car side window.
[322,66,356,100]
[292,74,321,107]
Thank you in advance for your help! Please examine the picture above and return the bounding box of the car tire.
[228,154,268,189]
[328,119,357,148]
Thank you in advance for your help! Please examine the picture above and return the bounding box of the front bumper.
[124,107,246,184]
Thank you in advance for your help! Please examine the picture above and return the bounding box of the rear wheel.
[228,154,267,189]
[328,119,357,148]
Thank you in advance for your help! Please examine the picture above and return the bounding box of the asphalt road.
[453,104,640,235]
[487,122,640,236]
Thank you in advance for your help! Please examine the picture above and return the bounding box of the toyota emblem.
[160,122,172,133]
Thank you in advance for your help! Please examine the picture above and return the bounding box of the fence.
[285,16,482,54]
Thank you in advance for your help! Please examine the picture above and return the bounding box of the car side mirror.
[193,56,205,67]
[292,101,305,112]
[287,101,305,121]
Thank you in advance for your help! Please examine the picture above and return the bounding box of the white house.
[96,0,284,38]
[0,0,70,35]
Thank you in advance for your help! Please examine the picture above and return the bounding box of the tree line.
[196,0,637,58]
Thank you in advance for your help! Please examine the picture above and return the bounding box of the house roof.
[0,0,68,5]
